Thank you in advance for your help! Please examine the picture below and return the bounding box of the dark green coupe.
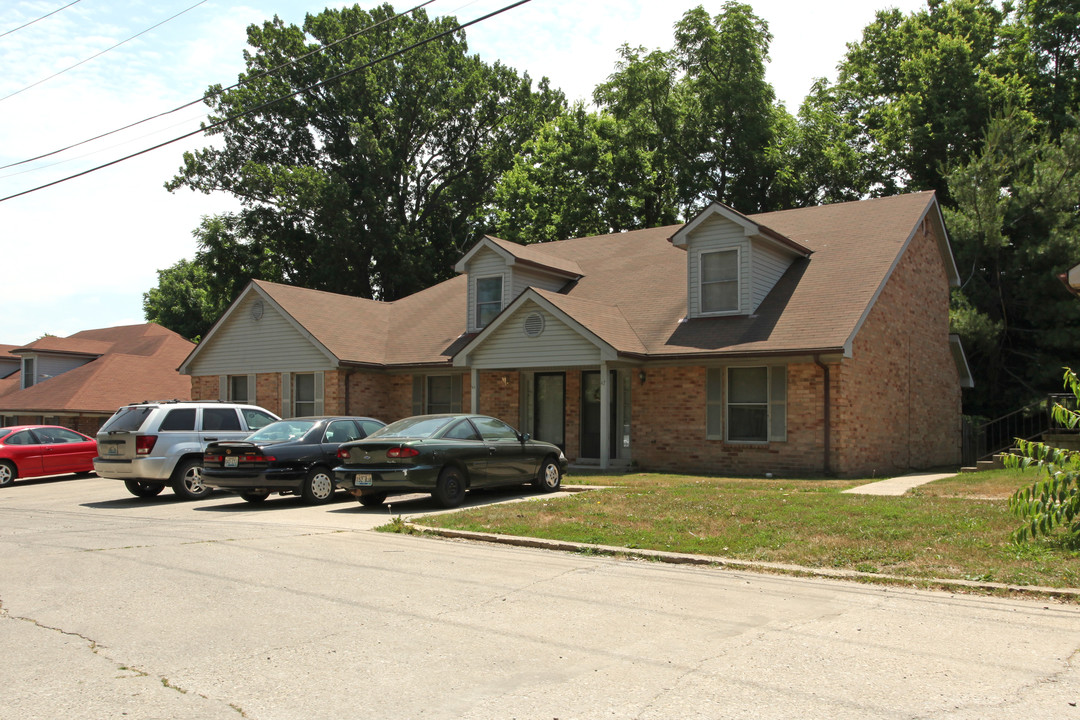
[333,414,568,508]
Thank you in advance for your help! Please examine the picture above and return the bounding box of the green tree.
[143,258,221,342]
[1015,0,1080,134]
[489,103,679,244]
[1007,368,1080,546]
[166,3,563,302]
[945,110,1080,415]
[827,0,1033,198]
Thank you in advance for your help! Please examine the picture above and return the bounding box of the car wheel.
[533,457,562,493]
[301,466,335,504]
[358,492,387,508]
[171,459,211,500]
[0,460,16,487]
[433,467,466,508]
[124,480,165,498]
[240,491,270,503]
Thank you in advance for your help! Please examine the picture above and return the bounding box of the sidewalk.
[842,470,958,496]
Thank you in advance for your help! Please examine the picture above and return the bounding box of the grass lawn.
[404,469,1080,590]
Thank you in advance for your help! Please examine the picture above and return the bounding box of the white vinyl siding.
[685,217,750,317]
[188,294,334,375]
[750,241,793,311]
[33,355,92,383]
[511,265,570,297]
[465,248,508,333]
[468,305,601,369]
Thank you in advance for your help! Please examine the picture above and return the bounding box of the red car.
[0,425,98,487]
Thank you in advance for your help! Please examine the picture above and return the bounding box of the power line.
[0,0,437,172]
[0,0,82,39]
[0,0,534,204]
[0,0,209,103]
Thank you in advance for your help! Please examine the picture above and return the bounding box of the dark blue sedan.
[202,416,385,504]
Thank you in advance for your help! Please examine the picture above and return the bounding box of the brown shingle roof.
[0,324,194,414]
[220,192,944,367]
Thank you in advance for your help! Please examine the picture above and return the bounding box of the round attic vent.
[523,312,545,337]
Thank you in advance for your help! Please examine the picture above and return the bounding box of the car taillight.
[387,447,419,458]
[337,448,351,460]
[135,435,157,456]
[205,454,223,463]
[246,455,275,462]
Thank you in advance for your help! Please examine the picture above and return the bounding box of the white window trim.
[722,365,787,444]
[474,273,505,330]
[696,247,741,316]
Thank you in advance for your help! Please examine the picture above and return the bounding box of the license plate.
[225,456,239,468]
[354,473,372,486]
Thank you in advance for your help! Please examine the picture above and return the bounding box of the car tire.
[533,457,562,493]
[171,459,211,500]
[124,480,165,498]
[433,466,466,508]
[301,466,335,504]
[358,492,387,508]
[240,491,270,503]
[0,460,16,487]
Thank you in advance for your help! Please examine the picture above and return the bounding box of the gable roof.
[0,324,194,414]
[454,236,584,278]
[187,191,955,370]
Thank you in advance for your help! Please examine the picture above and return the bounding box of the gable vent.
[523,312,545,337]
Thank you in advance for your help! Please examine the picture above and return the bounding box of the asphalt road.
[2,475,1079,720]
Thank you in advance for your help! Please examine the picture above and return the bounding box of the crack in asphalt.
[0,597,248,717]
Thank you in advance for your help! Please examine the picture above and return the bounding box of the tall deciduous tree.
[166,3,563,303]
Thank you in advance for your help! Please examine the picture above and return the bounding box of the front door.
[581,370,616,459]
[534,373,565,451]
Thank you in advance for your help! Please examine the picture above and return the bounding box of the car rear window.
[101,406,155,433]
[159,408,196,431]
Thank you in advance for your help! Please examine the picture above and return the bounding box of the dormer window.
[701,249,739,314]
[21,358,35,389]
[476,276,503,328]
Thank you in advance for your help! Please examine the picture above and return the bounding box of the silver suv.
[94,401,280,500]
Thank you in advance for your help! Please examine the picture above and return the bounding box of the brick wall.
[631,363,829,476]
[830,219,961,475]
[190,376,218,402]
[477,371,519,427]
[344,371,412,422]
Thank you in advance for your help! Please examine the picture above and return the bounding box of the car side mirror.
[519,433,530,443]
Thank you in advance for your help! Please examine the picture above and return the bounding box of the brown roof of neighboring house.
[219,191,947,367]
[0,324,194,414]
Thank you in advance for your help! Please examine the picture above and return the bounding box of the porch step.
[959,452,1016,473]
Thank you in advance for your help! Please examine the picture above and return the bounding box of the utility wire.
[0,0,437,172]
[0,0,533,204]
[0,0,82,39]
[0,0,209,103]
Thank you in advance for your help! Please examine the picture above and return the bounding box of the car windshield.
[370,416,455,439]
[100,406,154,432]
[246,420,317,443]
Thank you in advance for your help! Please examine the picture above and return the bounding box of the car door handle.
[203,437,218,442]
[488,447,497,455]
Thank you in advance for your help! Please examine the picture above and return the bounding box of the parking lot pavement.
[3,475,1080,720]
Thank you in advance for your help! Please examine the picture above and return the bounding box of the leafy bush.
[1006,369,1080,545]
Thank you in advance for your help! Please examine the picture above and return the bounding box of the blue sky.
[0,0,927,345]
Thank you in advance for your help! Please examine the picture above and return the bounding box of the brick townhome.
[181,191,971,477]
[0,324,194,434]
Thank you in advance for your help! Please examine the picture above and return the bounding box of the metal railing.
[962,394,1078,466]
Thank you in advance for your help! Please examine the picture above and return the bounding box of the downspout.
[814,354,832,476]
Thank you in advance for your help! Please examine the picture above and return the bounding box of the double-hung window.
[228,375,249,403]
[476,276,503,328]
[700,249,739,314]
[412,375,463,415]
[706,366,787,442]
[293,373,317,416]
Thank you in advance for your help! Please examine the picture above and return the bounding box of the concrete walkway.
[842,470,959,496]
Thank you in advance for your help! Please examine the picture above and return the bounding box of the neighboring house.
[181,191,972,477]
[0,324,195,433]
